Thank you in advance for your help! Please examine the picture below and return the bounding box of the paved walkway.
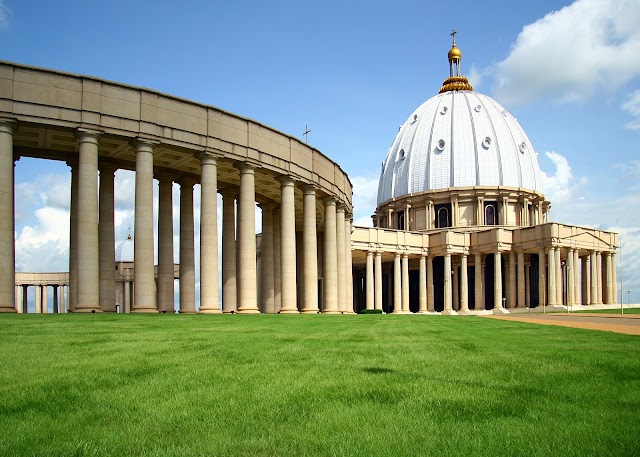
[483,313,640,336]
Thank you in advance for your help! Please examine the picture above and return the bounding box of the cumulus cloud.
[622,89,640,130]
[351,174,379,227]
[493,0,640,105]
[15,207,70,272]
[541,151,587,204]
[0,0,8,30]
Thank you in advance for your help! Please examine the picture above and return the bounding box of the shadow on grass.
[362,367,394,374]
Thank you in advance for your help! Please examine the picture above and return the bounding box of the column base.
[441,309,458,315]
[458,308,471,315]
[198,307,222,314]
[237,308,260,314]
[492,307,510,315]
[322,310,342,314]
[300,308,320,314]
[74,307,104,313]
[279,309,300,314]
[131,306,159,314]
[0,306,17,313]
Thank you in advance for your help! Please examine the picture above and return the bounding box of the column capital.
[198,151,221,165]
[258,201,276,211]
[276,174,295,185]
[75,128,102,144]
[0,118,17,134]
[233,161,257,173]
[178,177,197,188]
[154,171,175,183]
[219,187,237,199]
[336,203,346,213]
[303,184,318,195]
[98,161,119,174]
[324,196,337,206]
[132,138,158,153]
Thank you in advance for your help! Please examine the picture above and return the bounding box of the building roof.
[377,37,545,206]
[115,235,134,262]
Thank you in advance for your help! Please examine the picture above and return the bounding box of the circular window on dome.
[482,137,492,149]
[399,149,406,159]
[440,106,448,115]
[436,139,446,151]
[474,105,482,112]
[502,109,508,117]
[519,142,526,153]
[412,114,418,123]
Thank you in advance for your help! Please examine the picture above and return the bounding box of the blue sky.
[1,0,639,305]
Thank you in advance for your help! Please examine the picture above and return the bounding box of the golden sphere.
[448,46,462,60]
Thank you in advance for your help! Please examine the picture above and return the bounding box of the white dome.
[115,237,134,262]
[377,90,544,206]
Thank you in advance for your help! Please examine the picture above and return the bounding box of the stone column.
[301,186,319,313]
[75,130,101,313]
[365,251,374,310]
[517,251,525,308]
[555,249,562,305]
[546,248,555,306]
[35,286,41,313]
[590,251,598,304]
[157,174,174,313]
[132,140,157,313]
[605,252,613,304]
[0,120,16,312]
[99,164,117,312]
[323,197,339,313]
[393,254,401,314]
[567,249,574,306]
[401,254,409,313]
[443,253,452,313]
[582,255,591,305]
[508,251,516,308]
[596,252,602,304]
[179,179,196,314]
[525,264,531,308]
[475,253,483,310]
[374,252,383,311]
[236,164,259,313]
[336,204,346,312]
[427,254,434,312]
[279,176,298,313]
[273,208,282,312]
[460,254,469,312]
[419,255,427,313]
[15,286,22,313]
[345,216,354,313]
[199,154,220,314]
[61,285,66,313]
[221,191,236,313]
[574,250,581,305]
[611,252,617,304]
[124,280,131,313]
[41,286,48,313]
[260,204,275,313]
[68,161,78,312]
[493,252,503,311]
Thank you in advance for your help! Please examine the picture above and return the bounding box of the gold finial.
[440,30,473,94]
[127,224,132,240]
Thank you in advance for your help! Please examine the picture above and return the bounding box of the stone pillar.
[335,204,346,312]
[157,175,175,313]
[596,252,602,304]
[393,254,401,313]
[99,164,117,312]
[427,254,434,312]
[443,253,452,313]
[582,255,591,305]
[401,254,409,313]
[198,154,220,314]
[419,255,427,313]
[75,130,101,313]
[322,197,339,313]
[236,164,259,313]
[279,176,298,313]
[221,191,236,313]
[460,254,468,312]
[574,250,580,305]
[546,248,555,306]
[611,252,617,304]
[365,251,374,310]
[517,251,525,308]
[345,216,354,313]
[124,280,131,313]
[260,204,276,313]
[41,286,48,313]
[132,140,157,313]
[474,253,483,310]
[0,120,16,312]
[555,249,562,305]
[590,251,598,304]
[15,286,22,313]
[179,179,196,314]
[35,286,41,313]
[567,249,574,306]
[301,186,319,313]
[605,252,613,304]
[508,251,516,308]
[374,252,383,311]
[493,252,503,311]
[68,161,78,312]
[273,208,282,312]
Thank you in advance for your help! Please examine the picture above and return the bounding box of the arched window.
[485,205,496,225]
[437,207,450,228]
[397,212,405,230]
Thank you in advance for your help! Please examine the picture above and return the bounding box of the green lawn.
[1,314,639,456]
[573,307,640,314]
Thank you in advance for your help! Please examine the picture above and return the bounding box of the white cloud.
[16,206,70,272]
[493,0,640,106]
[467,64,484,90]
[351,174,379,227]
[541,151,587,205]
[622,89,640,130]
[0,0,8,30]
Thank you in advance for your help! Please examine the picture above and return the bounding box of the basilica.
[1,37,618,314]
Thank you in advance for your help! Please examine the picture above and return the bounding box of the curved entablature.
[0,61,352,215]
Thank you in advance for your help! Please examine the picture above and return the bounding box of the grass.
[0,314,639,456]
[573,307,640,315]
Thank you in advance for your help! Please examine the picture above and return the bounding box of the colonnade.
[13,283,68,314]
[1,122,354,314]
[361,246,617,313]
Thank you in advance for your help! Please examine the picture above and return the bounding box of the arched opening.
[484,201,498,225]
[529,254,539,307]
[397,212,405,230]
[433,256,444,311]
[435,204,451,228]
